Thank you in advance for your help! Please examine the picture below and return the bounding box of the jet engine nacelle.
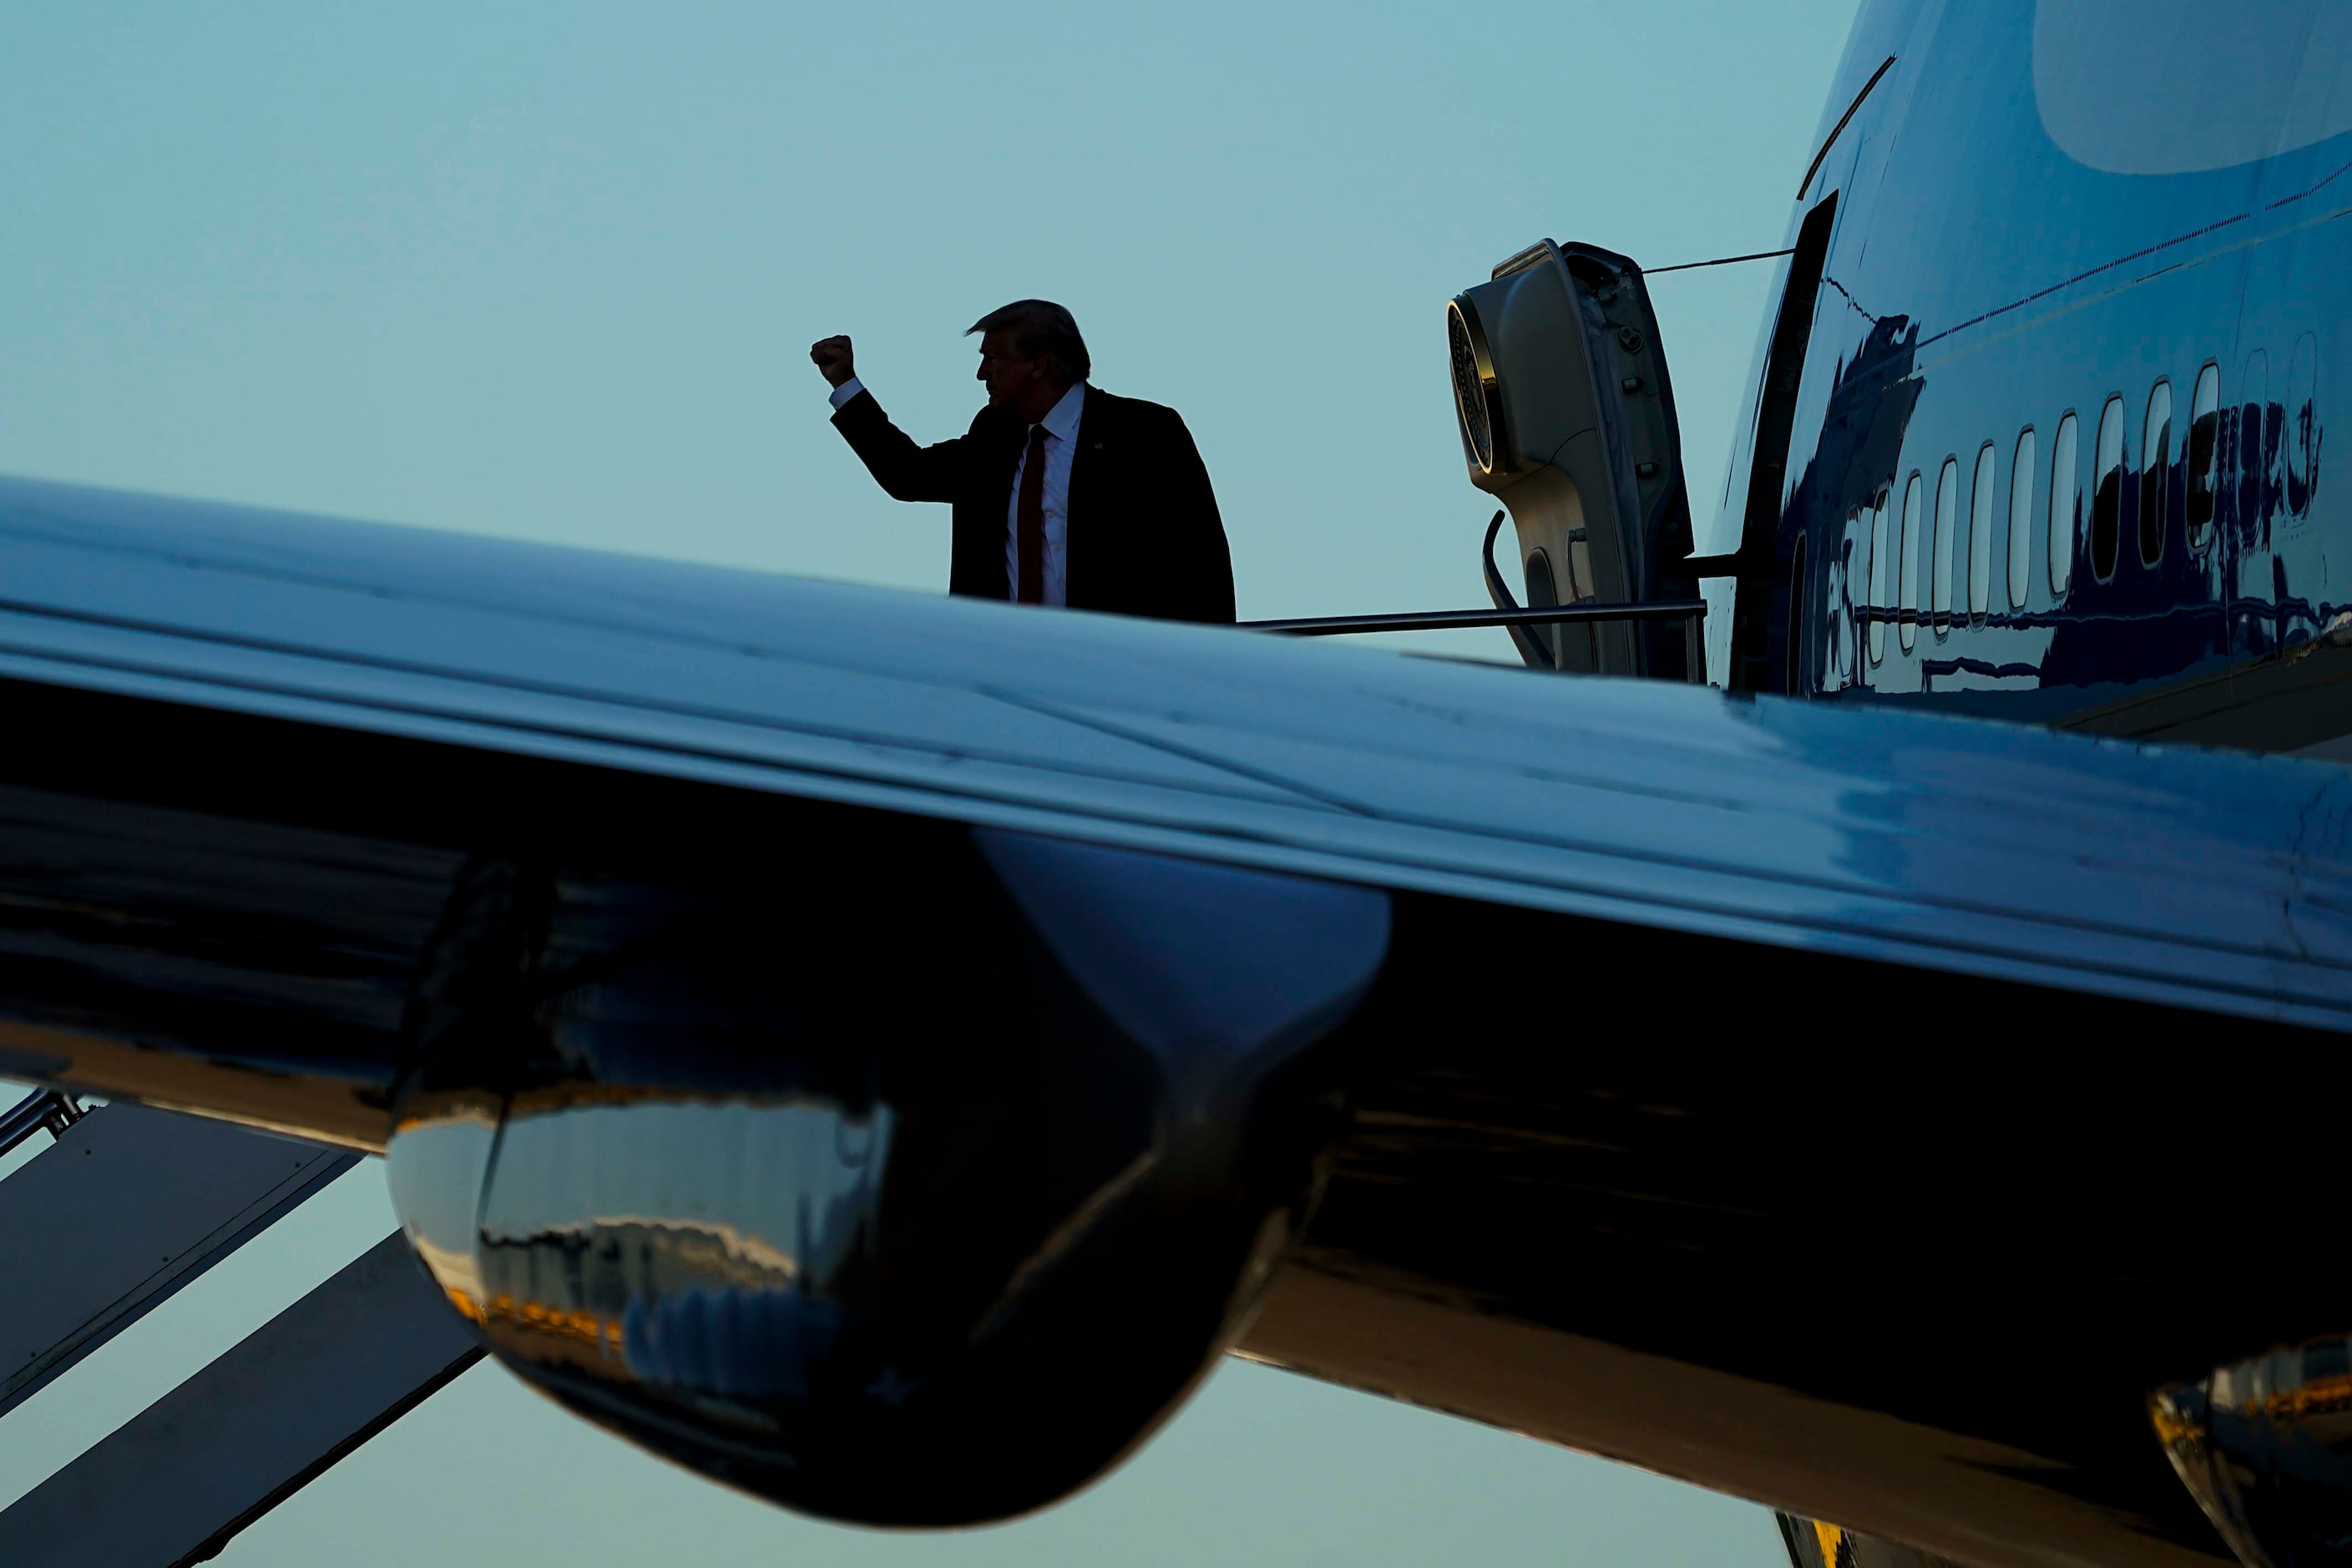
[383,825,1389,1526]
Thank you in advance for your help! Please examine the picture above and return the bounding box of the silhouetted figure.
[810,301,1235,623]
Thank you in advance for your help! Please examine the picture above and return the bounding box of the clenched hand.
[809,336,856,389]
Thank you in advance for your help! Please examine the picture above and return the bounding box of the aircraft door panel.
[1446,238,1695,678]
[1498,466,1601,675]
[1727,195,1840,692]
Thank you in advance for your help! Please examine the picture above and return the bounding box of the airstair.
[0,1088,476,1565]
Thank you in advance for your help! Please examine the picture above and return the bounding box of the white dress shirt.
[828,376,1085,607]
[1003,381,1084,608]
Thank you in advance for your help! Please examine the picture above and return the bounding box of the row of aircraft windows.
[1852,362,2224,663]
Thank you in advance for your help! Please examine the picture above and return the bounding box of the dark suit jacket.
[831,385,1236,624]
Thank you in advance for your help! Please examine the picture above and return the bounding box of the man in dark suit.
[809,301,1235,624]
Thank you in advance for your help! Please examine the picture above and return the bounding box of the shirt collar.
[1035,381,1086,444]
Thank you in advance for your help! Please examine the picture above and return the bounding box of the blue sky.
[0,3,1859,1560]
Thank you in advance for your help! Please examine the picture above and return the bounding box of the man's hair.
[967,300,1091,383]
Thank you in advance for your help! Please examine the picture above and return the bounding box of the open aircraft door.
[1448,240,1701,679]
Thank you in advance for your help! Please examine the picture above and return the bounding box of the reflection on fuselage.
[1713,4,2352,1562]
[1734,0,2347,746]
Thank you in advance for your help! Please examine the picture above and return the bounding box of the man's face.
[975,329,1046,413]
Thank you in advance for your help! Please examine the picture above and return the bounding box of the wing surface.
[0,473,2344,1029]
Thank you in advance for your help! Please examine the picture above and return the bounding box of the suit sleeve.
[830,389,964,504]
[1163,413,1237,624]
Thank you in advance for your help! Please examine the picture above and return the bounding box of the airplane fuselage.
[1727,0,2352,758]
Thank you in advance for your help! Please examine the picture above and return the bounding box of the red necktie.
[1015,425,1048,604]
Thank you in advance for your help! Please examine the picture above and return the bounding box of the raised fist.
[809,335,856,388]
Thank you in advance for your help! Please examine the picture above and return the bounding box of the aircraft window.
[2187,363,2219,551]
[1788,535,1808,695]
[1837,507,1866,684]
[2009,427,2036,608]
[1898,471,1922,652]
[2287,331,2316,516]
[1868,487,1890,663]
[2092,396,2124,580]
[1931,457,1958,635]
[2139,378,2172,567]
[1968,443,1995,620]
[2238,349,2269,544]
[1845,507,1865,669]
[1835,508,1858,684]
[2051,412,2079,597]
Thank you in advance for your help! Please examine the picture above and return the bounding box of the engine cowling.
[386,825,1389,1525]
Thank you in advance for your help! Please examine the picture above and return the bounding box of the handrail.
[1240,508,1707,684]
[1479,508,1558,669]
[0,1088,83,1161]
[1240,599,1707,637]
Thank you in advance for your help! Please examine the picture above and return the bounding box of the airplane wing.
[0,472,2340,1027]
[0,473,2339,1564]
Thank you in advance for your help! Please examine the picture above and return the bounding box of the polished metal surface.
[0,1102,355,1419]
[0,1231,480,1568]
[2154,1342,2352,1568]
[1661,13,2352,1545]
[382,829,1389,1524]
[18,8,2352,1533]
[8,472,2352,1538]
[6,0,2352,1560]
[1722,0,2352,741]
[0,473,2346,1038]
[1237,904,2349,1568]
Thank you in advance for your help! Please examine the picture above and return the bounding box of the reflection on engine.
[382,827,1390,1526]
[476,1098,889,1404]
[2152,1337,2352,1568]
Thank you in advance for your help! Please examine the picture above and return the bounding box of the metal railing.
[0,1089,83,1161]
[1241,599,1707,637]
[1241,511,1710,684]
